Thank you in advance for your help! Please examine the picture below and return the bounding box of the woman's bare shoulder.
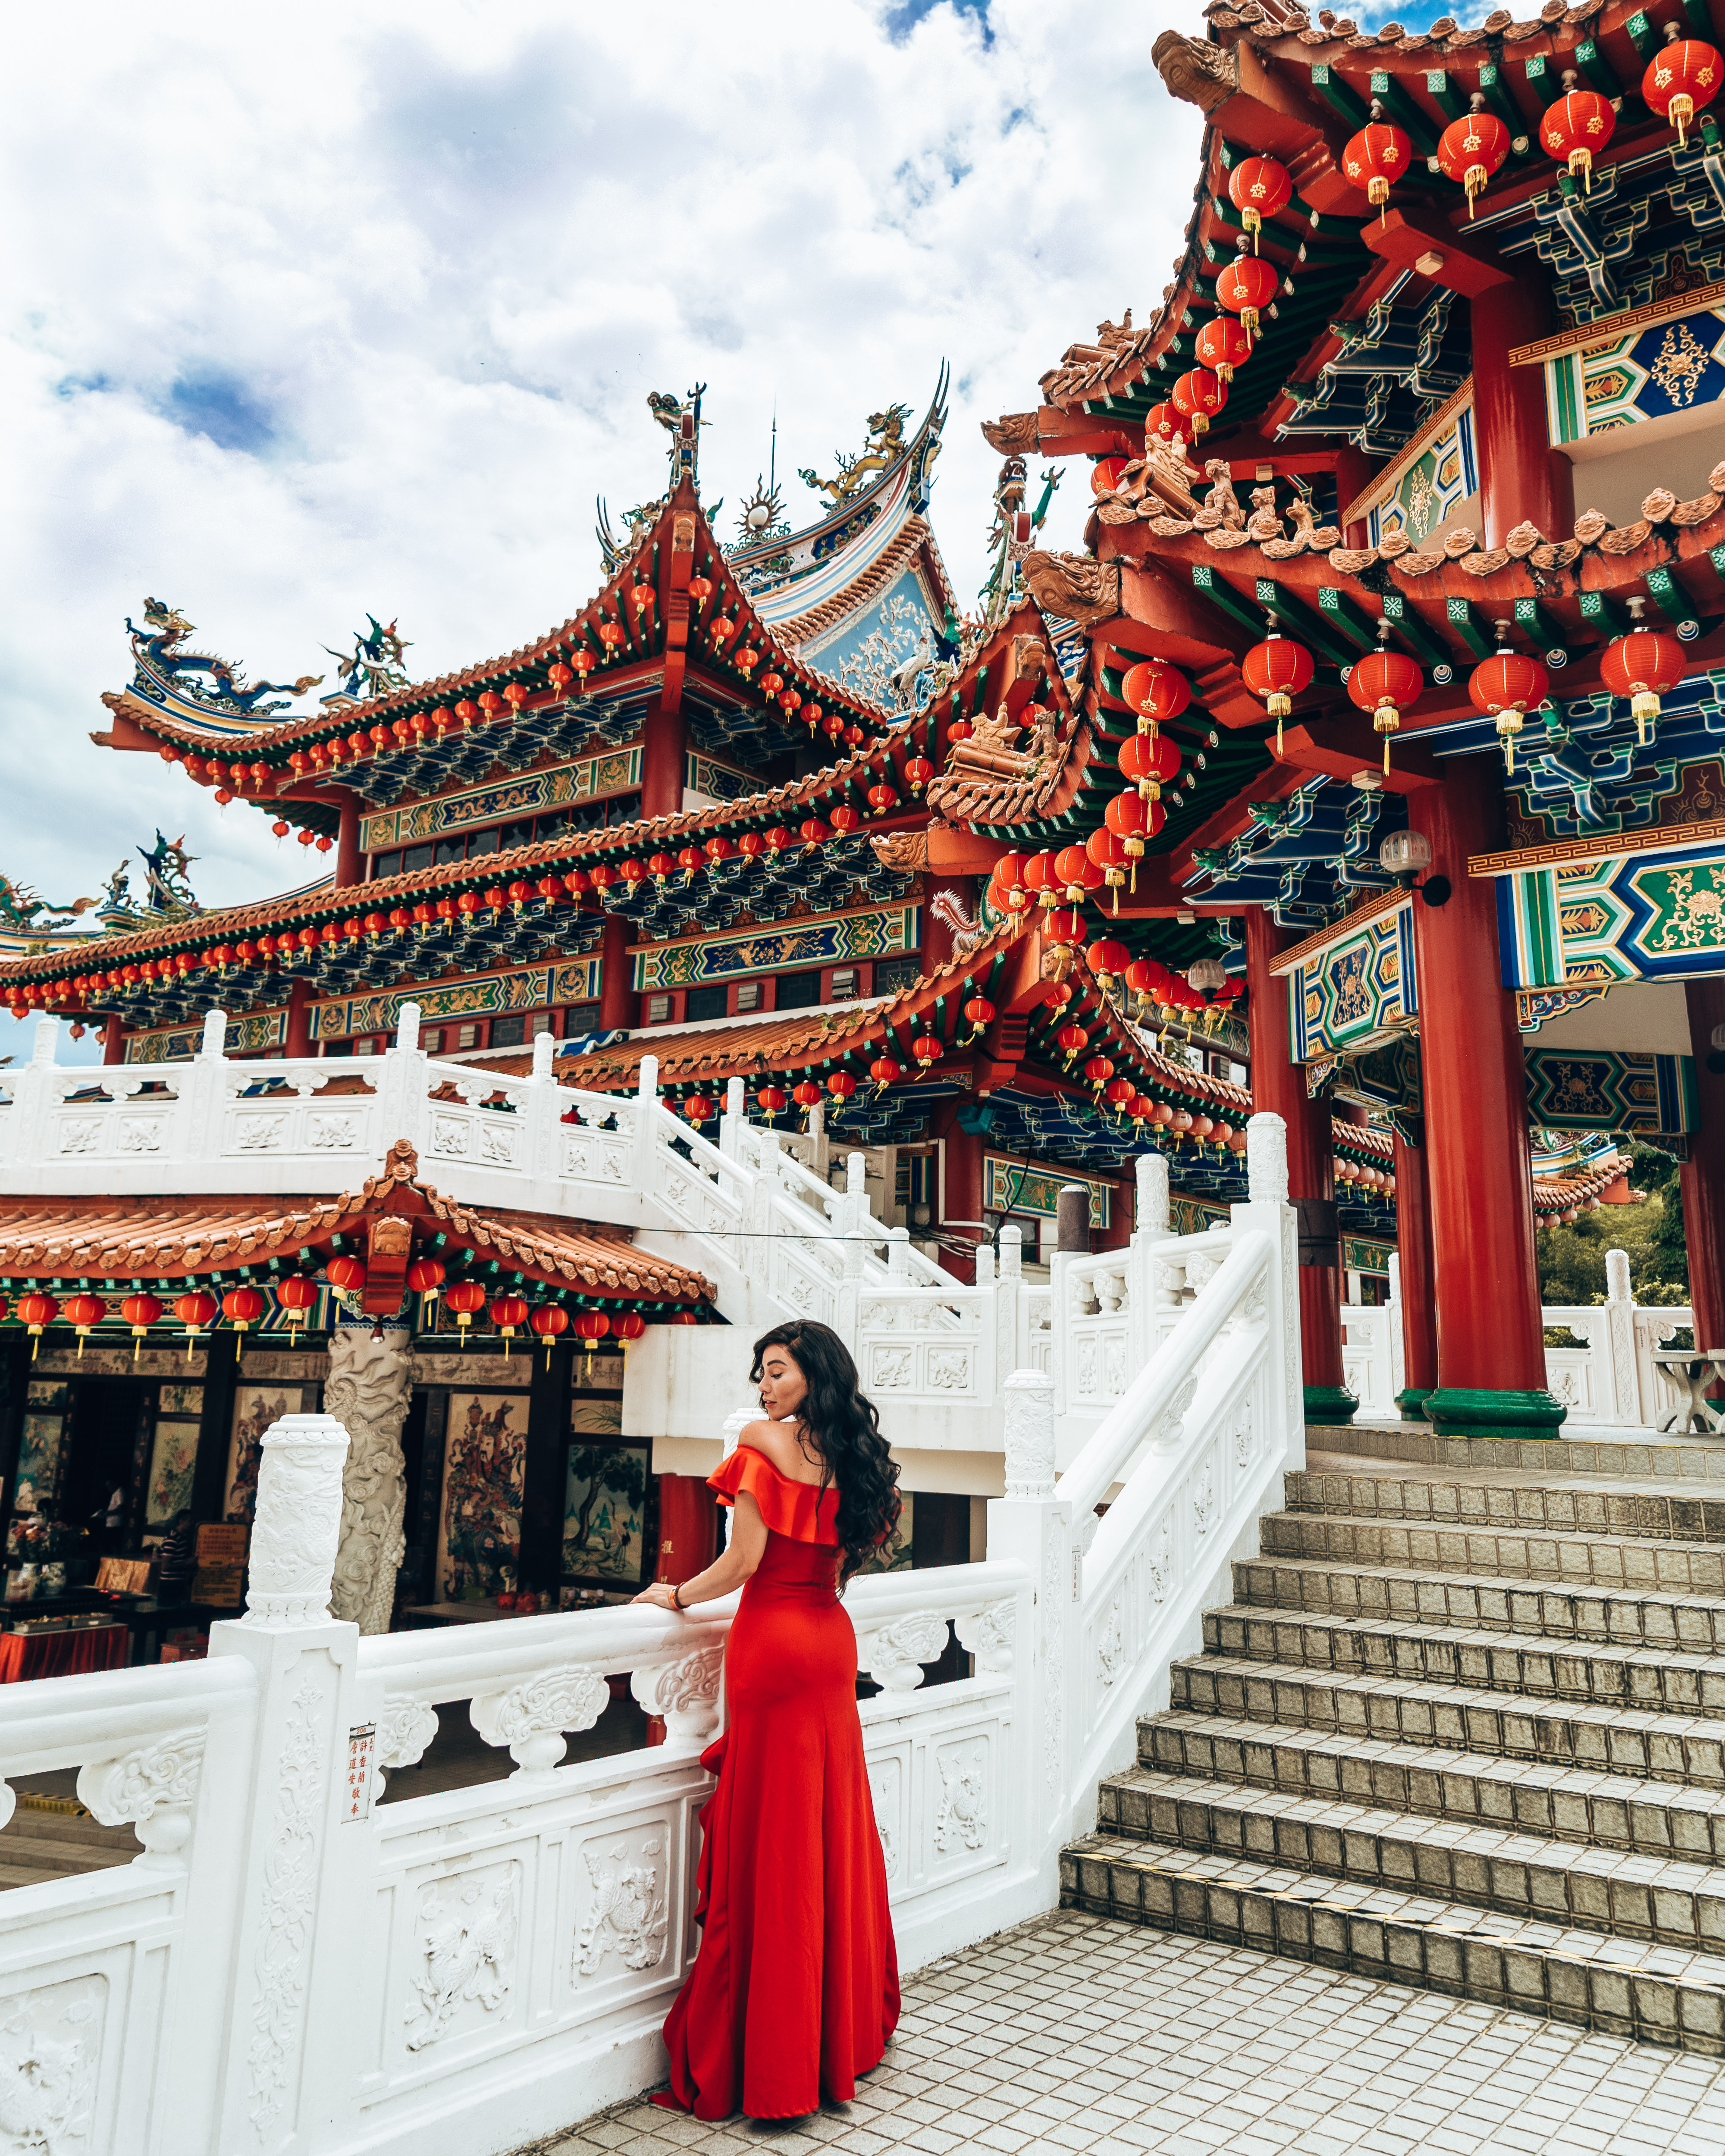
[737,1418,797,1468]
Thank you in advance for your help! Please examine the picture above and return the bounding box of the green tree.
[1534,1145,1690,1312]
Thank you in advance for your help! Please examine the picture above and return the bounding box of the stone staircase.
[1062,1424,1725,2056]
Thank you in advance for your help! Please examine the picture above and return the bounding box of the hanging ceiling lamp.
[1436,96,1510,219]
[1225,153,1292,251]
[1347,624,1423,774]
[1468,626,1550,774]
[1241,627,1315,755]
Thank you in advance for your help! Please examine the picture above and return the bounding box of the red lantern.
[271,819,290,840]
[573,1308,611,1376]
[1171,367,1227,438]
[800,818,830,851]
[406,1258,445,1305]
[1470,644,1550,774]
[829,805,861,837]
[530,1303,569,1366]
[910,1036,942,1069]
[1082,1055,1115,1094]
[1087,826,1129,912]
[1120,731,1180,802]
[869,1056,903,1095]
[687,575,712,605]
[120,1291,162,1360]
[991,852,1031,915]
[1347,644,1423,771]
[276,1275,318,1338]
[1242,631,1315,752]
[1120,658,1191,733]
[612,1312,646,1348]
[1194,316,1251,384]
[17,1291,58,1357]
[868,783,899,814]
[1055,1023,1088,1067]
[946,717,973,745]
[326,1253,367,1297]
[1600,626,1685,746]
[1104,1077,1135,1116]
[1216,252,1279,342]
[1091,455,1130,495]
[757,1085,787,1121]
[677,845,704,884]
[1022,851,1061,911]
[683,1095,715,1125]
[444,1280,486,1338]
[827,1071,857,1103]
[63,1292,104,1357]
[903,756,934,796]
[1054,843,1103,903]
[1045,906,1084,947]
[648,851,676,885]
[1226,154,1292,248]
[597,620,626,651]
[174,1291,216,1360]
[1540,85,1615,190]
[1104,790,1163,890]
[1342,120,1412,219]
[1437,105,1509,218]
[1144,401,1187,452]
[1644,31,1723,148]
[793,1079,824,1119]
[222,1285,265,1340]
[1086,938,1129,984]
[489,1294,529,1356]
[961,996,995,1043]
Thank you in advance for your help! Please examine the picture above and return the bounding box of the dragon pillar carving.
[327,1324,414,1635]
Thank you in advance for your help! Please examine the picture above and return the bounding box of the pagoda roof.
[97,484,893,808]
[0,1140,715,1316]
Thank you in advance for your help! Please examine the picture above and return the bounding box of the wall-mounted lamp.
[1378,829,1451,907]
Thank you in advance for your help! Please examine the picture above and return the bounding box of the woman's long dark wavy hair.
[751,1320,901,1586]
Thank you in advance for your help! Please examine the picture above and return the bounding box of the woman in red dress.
[633,1319,902,2121]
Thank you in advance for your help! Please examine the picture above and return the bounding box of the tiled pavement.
[536,1909,1725,2155]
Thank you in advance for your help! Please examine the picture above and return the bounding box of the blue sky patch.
[161,369,275,454]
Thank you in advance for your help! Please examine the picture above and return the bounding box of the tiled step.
[1126,1716,1725,1860]
[1260,1509,1725,1595]
[1232,1552,1725,1653]
[1306,1428,1725,1481]
[1094,1769,1725,1952]
[1201,1604,1725,1713]
[1060,1832,1725,2053]
[1286,1466,1725,1545]
[1169,1653,1725,1786]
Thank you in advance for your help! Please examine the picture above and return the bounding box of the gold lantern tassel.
[1244,206,1261,253]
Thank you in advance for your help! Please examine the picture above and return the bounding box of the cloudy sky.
[3,0,1214,924]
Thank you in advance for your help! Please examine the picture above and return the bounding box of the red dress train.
[656,1445,900,2120]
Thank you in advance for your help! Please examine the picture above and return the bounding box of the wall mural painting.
[12,1381,70,1517]
[225,1387,304,1524]
[563,1442,650,1588]
[439,1391,528,1599]
[147,1420,201,1529]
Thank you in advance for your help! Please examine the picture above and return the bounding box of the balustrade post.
[377,1000,428,1164]
[719,1075,746,1163]
[887,1225,910,1282]
[172,1006,227,1162]
[1129,1151,1172,1374]
[1600,1247,1642,1427]
[807,1100,828,1178]
[986,1369,1075,1871]
[5,1013,59,1173]
[207,1410,377,2156]
[1232,1111,1304,1467]
[634,1053,662,1195]
[997,1221,1025,1379]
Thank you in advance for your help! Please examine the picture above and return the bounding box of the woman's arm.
[632,1490,767,1611]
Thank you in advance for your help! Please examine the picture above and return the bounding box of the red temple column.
[103,1019,126,1066]
[1392,1117,1438,1419]
[640,707,687,823]
[1406,758,1559,1435]
[1245,906,1354,1423]
[1471,282,1575,551]
[934,1106,985,1284]
[1332,445,1379,552]
[285,979,312,1059]
[334,793,362,890]
[1683,980,1725,1355]
[598,912,637,1034]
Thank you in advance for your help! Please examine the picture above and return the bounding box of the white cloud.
[0,0,1201,968]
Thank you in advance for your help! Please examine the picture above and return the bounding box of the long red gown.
[656,1445,900,2121]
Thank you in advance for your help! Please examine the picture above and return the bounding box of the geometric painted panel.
[313,957,601,1040]
[632,906,921,992]
[1522,1047,1697,1134]
[1288,902,1417,1061]
[358,747,642,853]
[1543,303,1725,445]
[125,1006,287,1064]
[982,1155,1112,1229]
[1494,843,1725,987]
[1367,404,1475,547]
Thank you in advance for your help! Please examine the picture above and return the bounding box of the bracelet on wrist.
[671,1583,685,1610]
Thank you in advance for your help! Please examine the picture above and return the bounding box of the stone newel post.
[325,1326,415,1634]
